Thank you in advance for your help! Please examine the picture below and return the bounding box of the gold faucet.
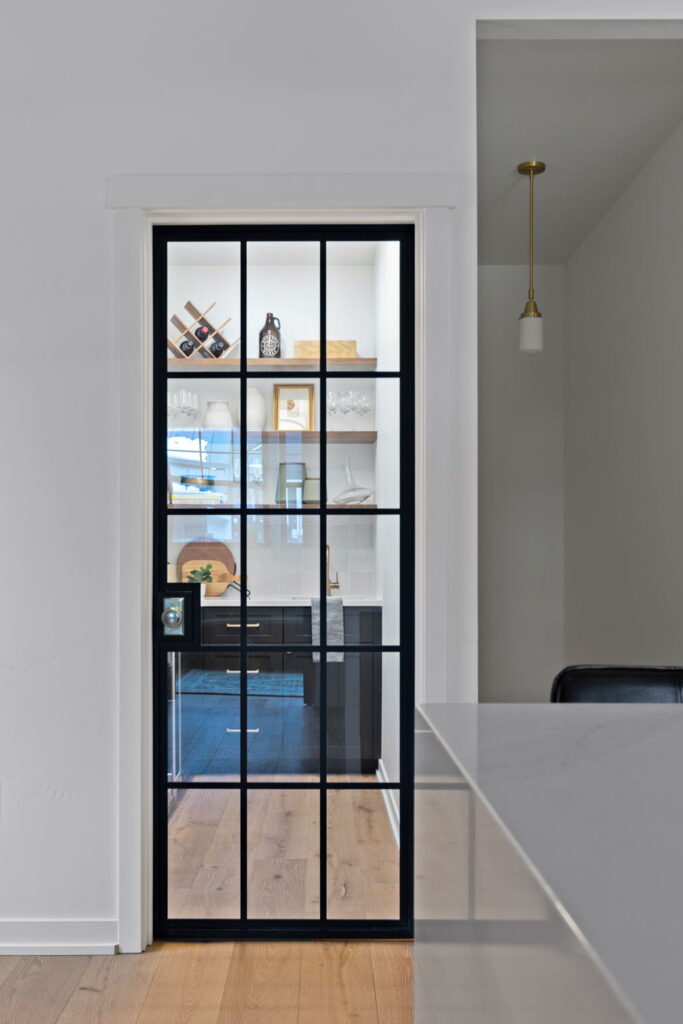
[326,545,340,596]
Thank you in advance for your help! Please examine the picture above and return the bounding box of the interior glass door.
[153,225,415,939]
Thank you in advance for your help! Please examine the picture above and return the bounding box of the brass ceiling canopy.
[517,160,546,176]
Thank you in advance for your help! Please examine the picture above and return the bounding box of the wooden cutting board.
[177,542,238,597]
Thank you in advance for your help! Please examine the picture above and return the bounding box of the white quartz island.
[418,703,683,1024]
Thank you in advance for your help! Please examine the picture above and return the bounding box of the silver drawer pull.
[226,622,261,629]
[225,669,260,675]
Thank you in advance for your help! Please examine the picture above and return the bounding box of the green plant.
[186,563,213,583]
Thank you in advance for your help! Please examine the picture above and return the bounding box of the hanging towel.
[311,597,344,662]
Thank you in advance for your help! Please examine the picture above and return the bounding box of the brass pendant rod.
[528,169,535,301]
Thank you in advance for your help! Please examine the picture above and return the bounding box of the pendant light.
[517,160,546,354]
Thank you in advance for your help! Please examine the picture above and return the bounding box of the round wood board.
[177,541,237,597]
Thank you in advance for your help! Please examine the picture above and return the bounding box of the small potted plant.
[186,564,213,601]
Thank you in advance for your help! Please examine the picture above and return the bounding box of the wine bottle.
[179,336,198,356]
[209,337,229,357]
[259,313,281,358]
[194,324,210,343]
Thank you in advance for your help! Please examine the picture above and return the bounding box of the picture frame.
[273,383,315,431]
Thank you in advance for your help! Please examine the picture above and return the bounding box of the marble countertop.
[419,703,683,1024]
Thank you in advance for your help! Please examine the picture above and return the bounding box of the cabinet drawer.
[202,607,283,645]
[282,606,382,645]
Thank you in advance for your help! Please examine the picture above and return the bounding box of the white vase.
[203,401,233,429]
[246,387,267,430]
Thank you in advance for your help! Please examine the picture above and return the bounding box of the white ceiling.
[477,39,683,265]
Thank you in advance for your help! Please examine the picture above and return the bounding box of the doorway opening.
[152,224,415,939]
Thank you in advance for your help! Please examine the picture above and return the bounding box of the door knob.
[161,596,185,636]
[161,606,182,628]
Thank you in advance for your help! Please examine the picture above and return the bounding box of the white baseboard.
[376,759,400,847]
[0,919,118,955]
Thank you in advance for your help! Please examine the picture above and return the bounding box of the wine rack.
[167,300,241,360]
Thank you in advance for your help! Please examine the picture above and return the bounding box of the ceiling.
[477,39,683,265]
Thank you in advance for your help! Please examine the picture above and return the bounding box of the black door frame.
[152,223,415,940]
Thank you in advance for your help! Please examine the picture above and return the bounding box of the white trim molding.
[113,175,476,951]
[0,919,117,956]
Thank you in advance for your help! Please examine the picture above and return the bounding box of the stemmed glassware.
[326,390,373,425]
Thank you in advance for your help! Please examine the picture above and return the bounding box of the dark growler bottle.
[259,313,281,358]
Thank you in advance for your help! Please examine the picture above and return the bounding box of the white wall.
[2,0,682,951]
[565,116,683,664]
[479,266,565,701]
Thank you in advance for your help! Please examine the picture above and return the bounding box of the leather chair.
[551,665,683,703]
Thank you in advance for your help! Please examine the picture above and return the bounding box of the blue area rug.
[178,669,304,698]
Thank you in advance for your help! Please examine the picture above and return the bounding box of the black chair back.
[551,665,683,703]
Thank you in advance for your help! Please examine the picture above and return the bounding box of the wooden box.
[293,340,357,359]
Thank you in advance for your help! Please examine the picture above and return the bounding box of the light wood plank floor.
[169,783,400,920]
[0,941,412,1024]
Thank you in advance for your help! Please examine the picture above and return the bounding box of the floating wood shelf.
[167,504,378,511]
[168,357,378,370]
[168,431,377,445]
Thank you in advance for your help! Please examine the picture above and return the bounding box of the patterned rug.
[177,669,304,698]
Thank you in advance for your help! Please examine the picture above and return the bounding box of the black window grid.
[153,224,415,940]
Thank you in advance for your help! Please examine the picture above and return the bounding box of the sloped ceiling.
[477,39,683,265]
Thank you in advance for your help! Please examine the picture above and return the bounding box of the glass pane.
[246,513,320,611]
[167,241,241,371]
[247,241,319,370]
[326,377,399,509]
[327,789,399,919]
[167,652,240,782]
[247,652,320,780]
[247,789,320,919]
[326,240,400,372]
[327,652,399,783]
[167,380,241,510]
[168,787,240,918]
[245,381,320,509]
[325,515,399,645]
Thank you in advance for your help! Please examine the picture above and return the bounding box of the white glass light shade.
[519,314,543,354]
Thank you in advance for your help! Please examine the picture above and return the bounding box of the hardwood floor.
[168,783,399,920]
[0,942,413,1024]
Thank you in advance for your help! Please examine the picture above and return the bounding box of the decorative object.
[177,541,242,597]
[273,384,315,431]
[293,340,357,359]
[517,160,546,354]
[275,462,306,504]
[169,388,199,419]
[185,562,213,603]
[166,299,241,360]
[330,457,374,506]
[303,477,320,505]
[246,386,267,429]
[203,400,233,429]
[326,389,373,423]
[259,312,281,358]
[185,563,213,584]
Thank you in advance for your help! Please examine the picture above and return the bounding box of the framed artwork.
[273,384,315,431]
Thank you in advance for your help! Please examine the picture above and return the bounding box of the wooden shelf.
[168,356,378,370]
[168,431,377,445]
[168,504,377,511]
